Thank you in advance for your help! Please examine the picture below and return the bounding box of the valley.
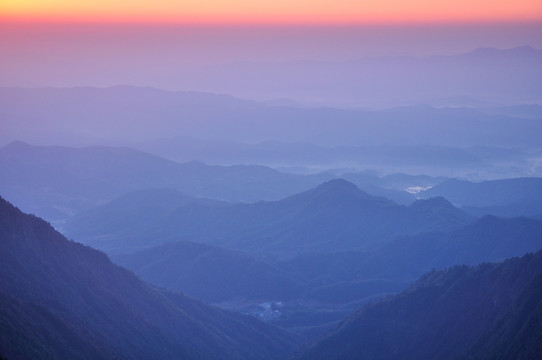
[1,29,541,358]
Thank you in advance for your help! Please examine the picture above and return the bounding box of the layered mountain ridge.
[65,179,474,255]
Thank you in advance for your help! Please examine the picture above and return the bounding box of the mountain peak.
[310,179,374,200]
[300,179,397,208]
[408,196,472,230]
[316,178,360,192]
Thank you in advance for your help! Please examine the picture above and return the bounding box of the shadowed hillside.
[297,251,542,360]
[0,197,301,359]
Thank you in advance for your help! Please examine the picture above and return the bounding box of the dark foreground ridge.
[297,250,542,360]
[0,197,301,360]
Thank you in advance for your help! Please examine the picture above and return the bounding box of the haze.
[1,1,542,359]
[1,22,541,104]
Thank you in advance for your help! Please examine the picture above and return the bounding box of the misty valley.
[1,44,542,359]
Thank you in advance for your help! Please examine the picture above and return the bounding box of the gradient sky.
[1,0,541,94]
[2,0,542,24]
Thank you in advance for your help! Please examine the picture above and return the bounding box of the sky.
[1,1,541,94]
[2,0,542,24]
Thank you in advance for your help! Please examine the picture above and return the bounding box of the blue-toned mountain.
[298,250,542,360]
[421,177,542,218]
[0,141,330,223]
[0,197,301,360]
[65,179,473,255]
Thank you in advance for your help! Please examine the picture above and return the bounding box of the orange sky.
[2,0,542,24]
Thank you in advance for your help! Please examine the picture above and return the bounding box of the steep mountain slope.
[65,179,473,255]
[298,251,542,360]
[464,271,542,360]
[0,197,301,360]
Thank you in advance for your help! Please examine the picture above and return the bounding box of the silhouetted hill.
[421,177,542,218]
[0,197,301,359]
[297,251,542,360]
[65,179,473,255]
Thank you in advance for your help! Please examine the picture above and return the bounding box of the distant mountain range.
[66,181,542,336]
[65,179,473,255]
[0,197,301,360]
[135,136,516,175]
[111,214,542,337]
[0,141,331,222]
[3,40,541,108]
[1,140,540,227]
[1,84,541,152]
[420,177,542,218]
[0,141,459,226]
[1,44,541,359]
[177,46,542,107]
[298,250,542,360]
[2,188,541,359]
[2,82,541,180]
